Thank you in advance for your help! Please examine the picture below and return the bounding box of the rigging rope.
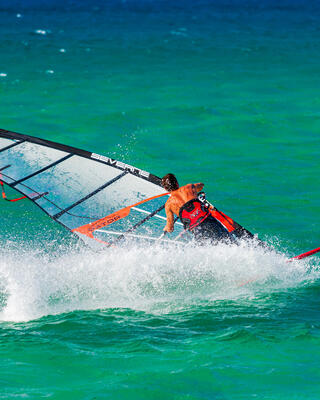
[0,174,27,202]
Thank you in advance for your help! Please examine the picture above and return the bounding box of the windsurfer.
[161,173,231,243]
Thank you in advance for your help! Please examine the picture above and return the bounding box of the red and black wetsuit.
[179,199,230,243]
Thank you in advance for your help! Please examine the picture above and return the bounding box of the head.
[161,173,179,192]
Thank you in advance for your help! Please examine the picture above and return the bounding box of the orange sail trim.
[72,192,169,238]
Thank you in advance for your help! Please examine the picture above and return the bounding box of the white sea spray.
[0,241,318,322]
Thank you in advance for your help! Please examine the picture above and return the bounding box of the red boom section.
[290,247,320,260]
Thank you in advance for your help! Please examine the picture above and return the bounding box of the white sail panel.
[1,142,69,181]
[14,155,123,211]
[0,138,15,149]
[58,173,165,220]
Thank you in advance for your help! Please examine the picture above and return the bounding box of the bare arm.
[192,183,204,195]
[164,201,175,232]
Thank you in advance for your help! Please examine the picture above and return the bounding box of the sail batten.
[0,165,11,172]
[53,170,129,220]
[0,140,25,153]
[12,154,74,186]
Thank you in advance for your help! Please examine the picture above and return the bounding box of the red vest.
[179,199,210,230]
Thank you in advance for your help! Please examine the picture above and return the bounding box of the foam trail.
[0,240,319,322]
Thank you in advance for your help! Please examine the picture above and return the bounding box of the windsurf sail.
[0,128,189,248]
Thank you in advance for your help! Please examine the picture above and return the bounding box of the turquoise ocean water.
[1,0,320,398]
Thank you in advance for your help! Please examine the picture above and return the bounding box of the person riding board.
[161,173,232,243]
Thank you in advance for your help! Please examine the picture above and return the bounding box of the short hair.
[161,173,179,192]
